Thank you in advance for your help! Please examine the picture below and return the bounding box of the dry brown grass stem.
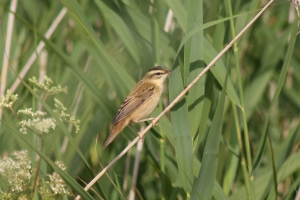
[0,0,18,120]
[75,0,274,199]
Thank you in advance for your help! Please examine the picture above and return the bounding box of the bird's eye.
[155,73,161,76]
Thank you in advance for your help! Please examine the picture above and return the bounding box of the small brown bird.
[103,66,171,148]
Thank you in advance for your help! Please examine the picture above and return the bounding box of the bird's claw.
[138,132,145,142]
[152,119,159,127]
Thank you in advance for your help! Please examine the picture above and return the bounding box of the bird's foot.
[152,119,159,127]
[138,132,145,142]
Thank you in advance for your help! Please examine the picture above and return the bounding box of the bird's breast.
[130,89,162,123]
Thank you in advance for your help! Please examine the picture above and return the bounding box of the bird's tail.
[103,121,127,149]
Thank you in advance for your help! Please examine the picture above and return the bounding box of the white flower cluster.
[17,108,47,117]
[47,161,70,195]
[0,90,18,108]
[18,108,56,135]
[0,151,32,193]
[29,75,67,95]
[54,98,80,133]
[0,151,72,199]
[17,99,80,136]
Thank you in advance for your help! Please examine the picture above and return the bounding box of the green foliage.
[1,0,300,199]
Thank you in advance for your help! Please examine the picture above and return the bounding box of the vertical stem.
[160,137,166,200]
[122,143,131,194]
[232,105,253,199]
[31,138,44,196]
[154,19,160,66]
[225,0,252,173]
[268,133,278,198]
[225,3,254,198]
[164,10,173,33]
[0,0,18,120]
[128,139,143,200]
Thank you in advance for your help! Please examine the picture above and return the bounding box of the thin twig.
[74,1,274,199]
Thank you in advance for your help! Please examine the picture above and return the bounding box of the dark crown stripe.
[147,66,170,74]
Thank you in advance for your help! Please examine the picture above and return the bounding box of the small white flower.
[29,76,67,95]
[0,90,18,108]
[54,99,80,133]
[47,161,70,195]
[0,150,32,193]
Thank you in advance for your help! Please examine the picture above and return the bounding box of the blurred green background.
[0,0,300,199]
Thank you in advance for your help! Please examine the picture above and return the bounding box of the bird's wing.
[112,82,155,125]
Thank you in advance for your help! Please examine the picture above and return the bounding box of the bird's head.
[143,66,171,84]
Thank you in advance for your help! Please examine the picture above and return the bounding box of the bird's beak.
[166,70,171,74]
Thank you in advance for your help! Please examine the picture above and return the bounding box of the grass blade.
[185,0,205,138]
[169,66,193,193]
[191,66,228,200]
